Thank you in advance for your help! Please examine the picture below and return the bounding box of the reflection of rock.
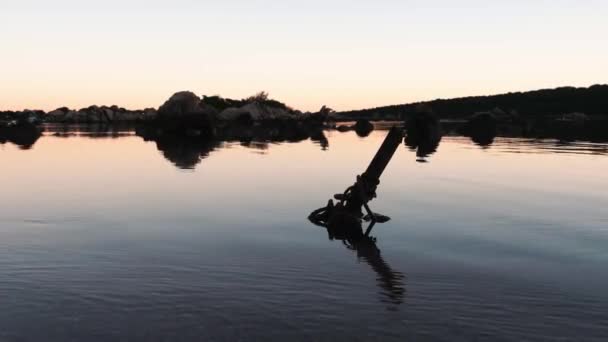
[136,121,331,168]
[0,124,42,149]
[44,123,136,139]
[405,112,442,162]
[137,126,220,169]
[218,121,313,143]
[155,136,220,170]
[463,112,497,147]
[336,125,352,132]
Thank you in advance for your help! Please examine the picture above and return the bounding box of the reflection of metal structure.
[308,126,406,305]
[321,219,406,306]
[309,127,403,235]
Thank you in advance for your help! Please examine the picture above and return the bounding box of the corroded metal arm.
[362,127,404,183]
[309,126,404,231]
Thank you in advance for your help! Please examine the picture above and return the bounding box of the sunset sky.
[1,1,607,112]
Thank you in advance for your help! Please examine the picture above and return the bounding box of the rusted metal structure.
[309,126,404,235]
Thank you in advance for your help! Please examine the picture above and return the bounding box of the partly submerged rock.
[153,92,215,137]
[354,119,374,137]
[335,119,374,136]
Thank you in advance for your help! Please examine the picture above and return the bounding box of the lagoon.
[1,126,607,341]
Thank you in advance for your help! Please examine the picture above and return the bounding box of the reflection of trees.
[460,118,608,148]
[456,113,498,148]
[528,119,608,143]
[310,131,329,151]
[405,113,442,161]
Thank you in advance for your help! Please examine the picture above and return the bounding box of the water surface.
[1,127,607,341]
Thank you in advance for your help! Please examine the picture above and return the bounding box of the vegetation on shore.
[337,85,608,120]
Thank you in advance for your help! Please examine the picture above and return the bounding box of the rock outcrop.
[157,92,210,118]
[0,110,44,127]
[44,106,157,123]
[217,102,296,122]
[152,92,215,137]
[2,91,331,140]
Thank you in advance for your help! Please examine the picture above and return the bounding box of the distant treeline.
[338,85,608,120]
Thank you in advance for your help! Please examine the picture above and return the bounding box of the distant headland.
[336,84,608,120]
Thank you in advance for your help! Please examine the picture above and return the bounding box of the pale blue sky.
[1,1,606,111]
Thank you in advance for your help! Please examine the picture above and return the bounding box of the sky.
[1,0,607,112]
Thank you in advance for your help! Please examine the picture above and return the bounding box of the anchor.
[308,126,404,236]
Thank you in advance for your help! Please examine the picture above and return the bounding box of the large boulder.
[354,119,374,137]
[154,92,215,137]
[157,91,206,118]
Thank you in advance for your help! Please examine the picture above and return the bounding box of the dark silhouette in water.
[334,119,375,137]
[310,130,329,150]
[462,112,498,148]
[154,135,221,170]
[526,117,608,143]
[309,127,405,305]
[0,124,42,149]
[47,123,136,139]
[136,121,330,169]
[136,126,220,169]
[404,112,442,162]
[314,210,406,306]
[354,119,374,137]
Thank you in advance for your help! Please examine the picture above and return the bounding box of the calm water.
[1,127,607,341]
